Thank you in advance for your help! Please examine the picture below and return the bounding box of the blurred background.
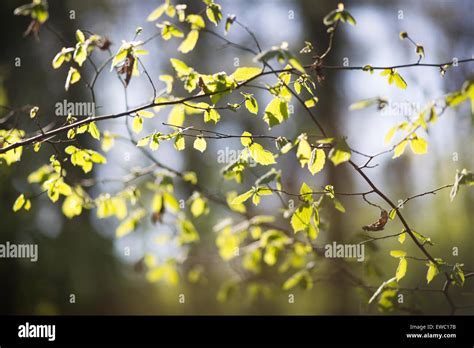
[0,0,472,315]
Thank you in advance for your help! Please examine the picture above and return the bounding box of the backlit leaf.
[395,257,407,281]
[178,30,199,54]
[193,136,207,152]
[231,67,262,82]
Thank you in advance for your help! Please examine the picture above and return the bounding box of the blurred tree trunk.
[299,0,354,314]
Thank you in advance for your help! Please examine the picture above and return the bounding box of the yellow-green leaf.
[384,126,398,145]
[137,110,155,118]
[244,95,258,114]
[132,116,143,133]
[309,148,326,175]
[249,143,276,165]
[393,140,409,158]
[168,105,185,127]
[30,106,39,119]
[241,131,252,147]
[393,72,407,89]
[88,122,100,140]
[296,136,312,167]
[398,232,406,244]
[178,30,199,54]
[231,67,262,82]
[291,204,312,232]
[304,97,319,108]
[395,257,407,281]
[190,196,207,217]
[13,194,26,212]
[263,97,289,128]
[102,131,115,152]
[231,189,253,205]
[65,67,81,91]
[390,250,407,258]
[410,136,428,155]
[193,136,207,152]
[426,262,439,284]
[329,138,351,166]
[174,133,185,150]
[147,4,167,21]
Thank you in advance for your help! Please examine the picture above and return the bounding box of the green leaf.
[389,208,397,220]
[304,97,319,108]
[349,98,379,111]
[452,264,465,287]
[204,108,220,123]
[178,30,199,54]
[332,199,346,213]
[147,4,167,21]
[226,191,246,213]
[426,261,439,284]
[249,143,276,165]
[231,189,253,205]
[190,195,207,217]
[282,270,312,290]
[308,148,326,175]
[231,67,262,82]
[329,138,351,166]
[296,135,312,167]
[157,21,184,40]
[398,232,406,244]
[393,73,407,89]
[287,55,305,73]
[174,133,185,151]
[395,257,407,282]
[216,227,240,261]
[206,2,222,25]
[291,204,312,232]
[390,250,407,258]
[65,146,106,173]
[29,106,39,119]
[410,136,428,155]
[412,230,433,246]
[381,69,407,89]
[225,14,236,34]
[241,131,253,147]
[13,194,26,212]
[299,182,313,203]
[263,97,289,128]
[193,136,207,152]
[244,95,258,115]
[393,140,409,159]
[384,126,398,145]
[342,11,357,25]
[75,29,85,43]
[132,115,143,133]
[65,67,81,91]
[62,189,84,219]
[88,122,100,140]
[137,110,155,118]
[74,44,87,67]
[186,14,206,29]
[168,105,185,127]
[170,58,193,77]
[116,209,146,238]
[52,50,66,69]
[111,45,129,70]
